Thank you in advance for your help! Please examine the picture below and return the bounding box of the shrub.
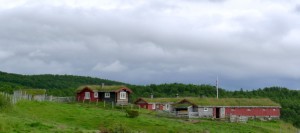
[125,109,139,118]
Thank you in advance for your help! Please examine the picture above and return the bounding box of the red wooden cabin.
[134,98,180,111]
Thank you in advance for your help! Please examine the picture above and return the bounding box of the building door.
[216,108,220,118]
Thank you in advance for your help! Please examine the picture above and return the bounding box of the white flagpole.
[216,76,219,99]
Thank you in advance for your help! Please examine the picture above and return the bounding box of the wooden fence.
[0,91,75,104]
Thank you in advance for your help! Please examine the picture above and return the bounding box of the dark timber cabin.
[76,85,133,105]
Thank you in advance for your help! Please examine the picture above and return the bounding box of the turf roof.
[181,98,280,106]
[76,85,131,93]
[137,98,182,103]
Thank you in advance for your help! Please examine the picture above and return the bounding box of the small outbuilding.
[134,98,181,111]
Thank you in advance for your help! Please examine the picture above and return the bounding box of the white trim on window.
[84,92,90,99]
[152,103,156,109]
[105,92,110,98]
[120,92,126,99]
[94,92,98,98]
[204,108,208,111]
[165,104,169,110]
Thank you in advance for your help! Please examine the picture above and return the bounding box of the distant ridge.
[0,71,127,96]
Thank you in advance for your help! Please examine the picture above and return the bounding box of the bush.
[125,109,139,118]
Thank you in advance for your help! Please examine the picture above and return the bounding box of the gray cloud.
[0,0,300,90]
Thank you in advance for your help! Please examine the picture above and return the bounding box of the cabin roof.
[76,85,132,93]
[179,98,280,107]
[134,97,182,104]
[173,103,192,108]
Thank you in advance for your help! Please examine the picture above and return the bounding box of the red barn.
[224,106,280,118]
[174,98,281,119]
[76,85,132,105]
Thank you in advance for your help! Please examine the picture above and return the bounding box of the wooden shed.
[134,98,181,111]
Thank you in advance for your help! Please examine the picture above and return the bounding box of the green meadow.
[0,101,298,133]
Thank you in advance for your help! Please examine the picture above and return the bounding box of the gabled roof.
[179,98,280,107]
[76,85,132,93]
[134,97,181,104]
[173,103,192,108]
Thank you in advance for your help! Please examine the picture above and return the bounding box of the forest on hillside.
[0,71,300,128]
[0,71,126,96]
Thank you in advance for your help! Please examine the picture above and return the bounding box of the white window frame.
[94,92,98,98]
[247,109,251,111]
[120,92,126,99]
[105,92,110,98]
[204,107,208,111]
[165,104,169,110]
[84,92,90,99]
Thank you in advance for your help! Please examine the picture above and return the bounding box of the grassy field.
[0,101,298,133]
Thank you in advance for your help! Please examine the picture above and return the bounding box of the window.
[166,104,169,110]
[120,92,126,99]
[231,108,235,111]
[204,108,208,111]
[94,92,98,98]
[152,103,156,109]
[105,92,110,98]
[247,109,251,111]
[273,109,276,111]
[84,92,90,99]
[263,109,266,111]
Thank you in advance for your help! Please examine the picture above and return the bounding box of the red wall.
[137,103,149,109]
[76,88,98,102]
[225,107,280,117]
[159,105,164,110]
[136,103,164,111]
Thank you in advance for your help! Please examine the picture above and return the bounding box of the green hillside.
[0,101,297,133]
[0,71,126,96]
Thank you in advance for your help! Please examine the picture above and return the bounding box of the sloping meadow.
[0,101,297,133]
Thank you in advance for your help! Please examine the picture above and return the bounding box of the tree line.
[0,71,126,96]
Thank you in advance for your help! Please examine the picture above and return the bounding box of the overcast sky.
[0,0,300,90]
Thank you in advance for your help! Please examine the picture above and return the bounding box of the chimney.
[150,93,153,99]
